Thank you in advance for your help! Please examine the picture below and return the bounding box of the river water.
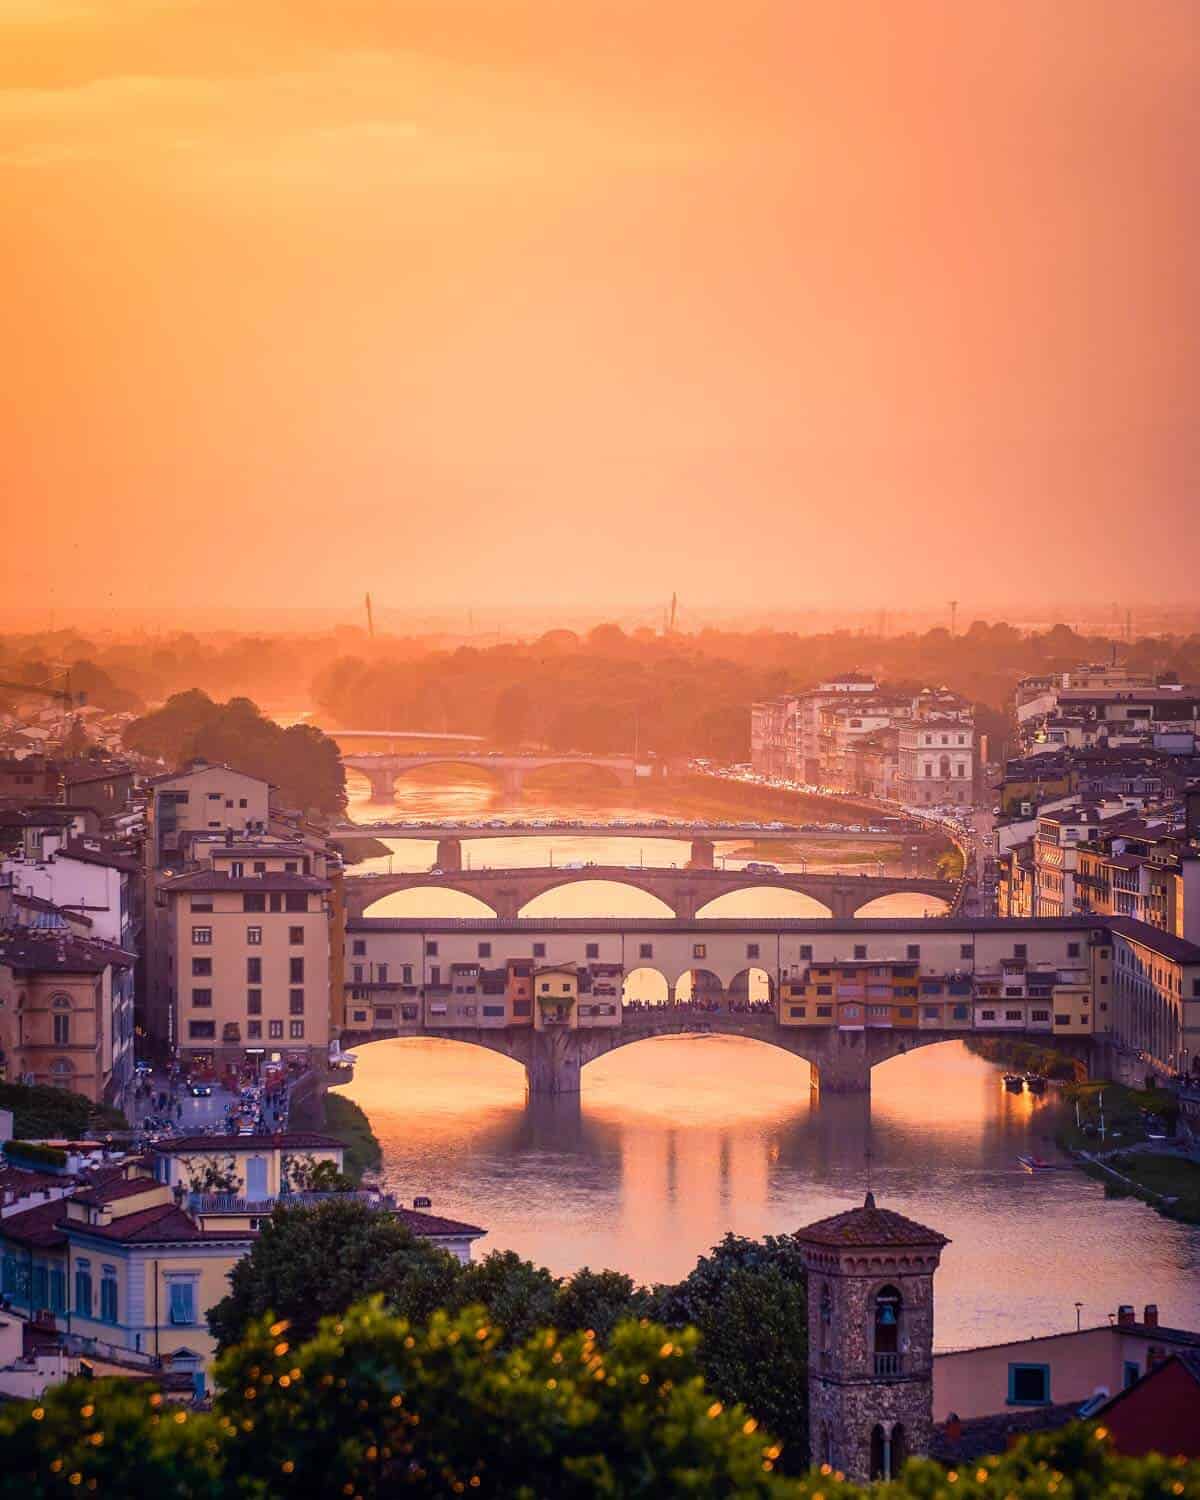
[334,768,1200,1349]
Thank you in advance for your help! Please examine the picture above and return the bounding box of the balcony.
[874,1352,902,1376]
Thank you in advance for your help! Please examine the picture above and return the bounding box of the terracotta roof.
[796,1192,950,1249]
[0,930,134,974]
[0,1198,69,1249]
[69,1203,254,1245]
[71,1176,162,1207]
[395,1206,485,1240]
[930,1402,1085,1463]
[151,1132,343,1153]
[59,839,141,875]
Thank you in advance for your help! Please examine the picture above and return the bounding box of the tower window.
[873,1285,902,1372]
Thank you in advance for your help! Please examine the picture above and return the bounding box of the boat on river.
[1017,1154,1073,1172]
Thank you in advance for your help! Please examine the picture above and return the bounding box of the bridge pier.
[526,1029,583,1095]
[367,769,395,803]
[807,1030,872,1097]
[689,837,715,870]
[436,837,463,873]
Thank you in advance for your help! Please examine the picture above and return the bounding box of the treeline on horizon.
[5,620,1200,766]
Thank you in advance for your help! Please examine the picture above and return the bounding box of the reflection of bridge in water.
[343,863,960,920]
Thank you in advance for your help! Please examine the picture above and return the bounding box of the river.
[333,767,1200,1350]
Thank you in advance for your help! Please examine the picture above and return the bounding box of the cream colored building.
[161,847,331,1073]
[148,762,272,866]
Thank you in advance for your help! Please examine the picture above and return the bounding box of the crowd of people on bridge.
[621,997,775,1016]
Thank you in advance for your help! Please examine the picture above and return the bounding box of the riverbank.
[963,1036,1085,1082]
[324,1093,382,1184]
[1055,1081,1200,1224]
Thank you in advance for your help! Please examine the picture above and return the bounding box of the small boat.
[1003,1073,1025,1092]
[1024,1073,1048,1094]
[1017,1154,1072,1172]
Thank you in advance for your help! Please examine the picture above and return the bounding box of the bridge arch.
[851,891,951,918]
[360,885,499,919]
[674,967,726,1005]
[694,886,834,920]
[621,966,672,1007]
[517,878,676,919]
[387,758,511,788]
[727,966,777,1007]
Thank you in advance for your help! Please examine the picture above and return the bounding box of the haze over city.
[3,0,1199,611]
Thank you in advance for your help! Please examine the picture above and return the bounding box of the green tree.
[0,1379,224,1500]
[554,1266,649,1341]
[444,1249,560,1349]
[206,1199,461,1351]
[214,1301,794,1499]
[653,1233,809,1469]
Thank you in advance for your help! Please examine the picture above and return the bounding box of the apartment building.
[147,762,272,867]
[0,927,135,1105]
[896,713,976,808]
[1108,919,1200,1078]
[160,843,331,1076]
[2,836,140,1102]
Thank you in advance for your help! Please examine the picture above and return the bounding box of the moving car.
[189,1081,213,1098]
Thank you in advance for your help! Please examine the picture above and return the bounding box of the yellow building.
[0,1167,253,1392]
[0,929,133,1105]
[534,964,579,1029]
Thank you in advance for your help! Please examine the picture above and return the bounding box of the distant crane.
[364,593,375,639]
[948,600,958,636]
[668,592,678,634]
[0,670,86,738]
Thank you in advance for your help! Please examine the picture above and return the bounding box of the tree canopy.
[123,691,345,814]
[1,1302,1196,1499]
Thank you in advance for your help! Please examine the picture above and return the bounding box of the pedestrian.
[176,1100,183,1121]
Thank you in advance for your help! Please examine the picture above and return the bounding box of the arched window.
[50,1057,74,1077]
[51,993,72,1046]
[939,754,951,779]
[891,1423,907,1473]
[821,1423,833,1468]
[874,1284,902,1370]
[870,1424,887,1480]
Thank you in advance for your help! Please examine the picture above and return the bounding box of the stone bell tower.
[796,1192,949,1483]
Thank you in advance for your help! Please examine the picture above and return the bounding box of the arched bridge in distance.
[341,751,642,801]
[342,864,961,921]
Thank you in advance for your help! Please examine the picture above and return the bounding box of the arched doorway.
[674,968,725,1009]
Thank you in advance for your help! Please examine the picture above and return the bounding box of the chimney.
[1143,1303,1158,1328]
[1117,1305,1135,1327]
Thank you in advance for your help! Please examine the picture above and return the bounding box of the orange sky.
[2,0,1197,612]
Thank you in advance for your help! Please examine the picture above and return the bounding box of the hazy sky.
[3,0,1197,612]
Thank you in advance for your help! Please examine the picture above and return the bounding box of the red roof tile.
[796,1193,949,1249]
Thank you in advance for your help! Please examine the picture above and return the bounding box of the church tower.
[796,1192,949,1482]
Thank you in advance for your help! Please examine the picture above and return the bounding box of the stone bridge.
[342,863,960,921]
[342,751,640,802]
[338,1010,1098,1097]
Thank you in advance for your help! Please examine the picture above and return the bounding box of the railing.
[189,1190,391,1214]
[874,1352,902,1376]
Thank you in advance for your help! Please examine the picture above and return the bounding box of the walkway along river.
[333,765,1200,1350]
